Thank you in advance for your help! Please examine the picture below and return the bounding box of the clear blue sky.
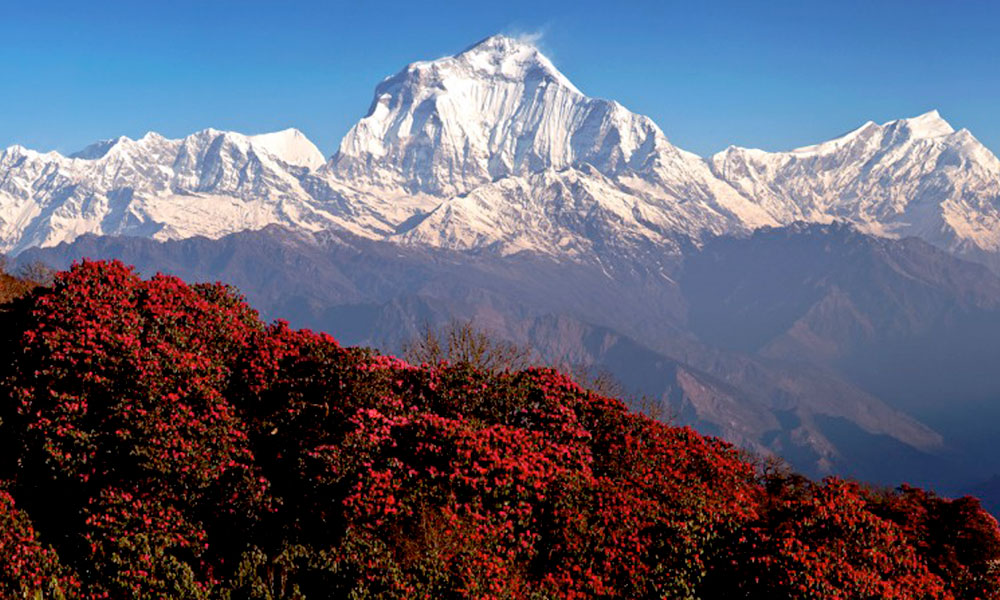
[2,0,997,158]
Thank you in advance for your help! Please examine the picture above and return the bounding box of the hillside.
[0,260,998,598]
[22,223,1000,497]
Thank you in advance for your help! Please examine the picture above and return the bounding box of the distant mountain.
[678,222,1000,490]
[3,35,1000,270]
[330,34,665,193]
[319,34,764,258]
[683,222,1000,416]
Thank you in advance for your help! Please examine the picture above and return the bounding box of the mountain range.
[5,34,1000,510]
[4,35,1000,268]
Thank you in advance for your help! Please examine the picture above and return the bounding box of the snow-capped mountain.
[316,34,772,257]
[330,34,678,194]
[711,111,1000,260]
[0,128,330,254]
[1,34,999,268]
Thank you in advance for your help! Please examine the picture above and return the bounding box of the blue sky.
[2,0,997,157]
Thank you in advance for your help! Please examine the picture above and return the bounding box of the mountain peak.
[460,33,528,52]
[331,34,666,195]
[69,136,132,160]
[451,34,580,93]
[457,33,536,59]
[248,128,326,170]
[895,110,955,139]
[759,110,957,158]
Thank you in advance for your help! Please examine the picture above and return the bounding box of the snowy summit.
[330,34,672,196]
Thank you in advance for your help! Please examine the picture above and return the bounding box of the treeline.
[0,260,997,599]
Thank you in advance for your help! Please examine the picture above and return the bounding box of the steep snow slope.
[247,128,327,170]
[396,164,769,258]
